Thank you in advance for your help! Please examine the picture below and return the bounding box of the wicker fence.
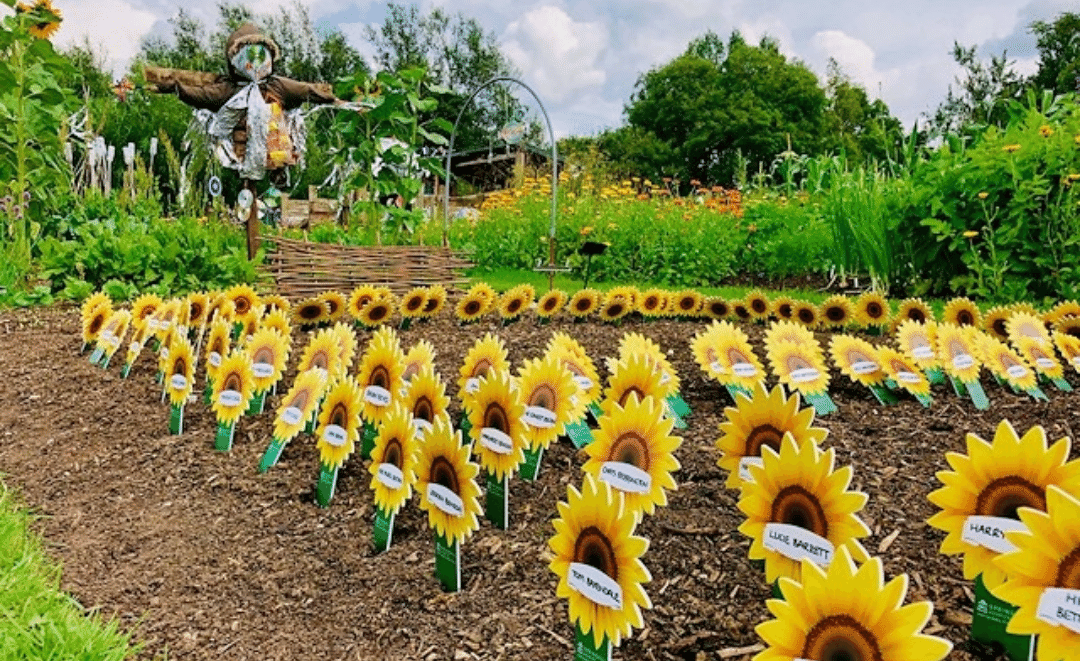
[263,236,473,299]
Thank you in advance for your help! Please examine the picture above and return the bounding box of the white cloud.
[53,0,158,77]
[812,30,881,91]
[500,6,607,104]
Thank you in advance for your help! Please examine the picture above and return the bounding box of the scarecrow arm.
[144,65,237,112]
[270,76,338,110]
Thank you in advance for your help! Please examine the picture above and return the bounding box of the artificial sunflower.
[603,353,666,414]
[977,335,1038,392]
[853,291,891,328]
[415,415,482,545]
[399,287,429,319]
[583,395,681,521]
[732,299,753,322]
[877,347,932,398]
[992,486,1080,661]
[673,289,704,317]
[347,284,378,319]
[16,0,62,40]
[261,307,292,338]
[329,322,358,375]
[96,309,132,361]
[81,298,113,348]
[893,297,933,330]
[927,419,1080,590]
[498,285,531,320]
[638,288,667,318]
[895,319,941,371]
[746,290,771,321]
[935,322,982,382]
[80,291,110,324]
[700,321,766,390]
[548,337,602,409]
[166,335,195,408]
[272,369,328,441]
[356,327,405,423]
[820,295,854,330]
[421,284,447,318]
[359,297,395,327]
[766,320,818,349]
[690,323,726,379]
[766,339,831,396]
[211,350,254,426]
[457,333,509,410]
[247,327,290,393]
[1055,316,1080,339]
[716,382,827,489]
[315,377,363,470]
[259,293,290,315]
[606,286,639,310]
[401,339,436,383]
[369,402,419,515]
[1053,331,1080,372]
[1016,336,1065,380]
[568,288,602,318]
[792,300,820,328]
[468,370,527,480]
[518,355,578,449]
[549,474,652,649]
[1047,299,1080,325]
[297,328,339,376]
[738,434,871,584]
[983,306,1013,341]
[829,335,886,387]
[454,290,488,323]
[292,297,329,326]
[1007,310,1052,346]
[186,292,209,331]
[317,290,348,323]
[207,296,235,326]
[617,333,680,399]
[130,292,163,331]
[772,296,796,322]
[466,282,498,314]
[536,289,568,318]
[204,318,231,376]
[943,296,982,328]
[226,284,259,320]
[703,296,730,320]
[755,546,952,661]
[599,293,632,323]
[403,364,450,436]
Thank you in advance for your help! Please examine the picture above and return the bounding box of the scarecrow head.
[226,23,281,83]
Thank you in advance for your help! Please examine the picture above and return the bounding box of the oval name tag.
[218,389,243,407]
[170,374,188,391]
[1036,588,1080,634]
[952,353,975,370]
[1036,357,1055,369]
[523,406,556,428]
[1006,365,1028,379]
[364,385,391,407]
[252,362,274,378]
[599,461,651,494]
[896,370,922,384]
[465,378,480,394]
[738,456,764,482]
[413,418,433,437]
[281,406,303,426]
[709,360,727,374]
[480,427,514,454]
[763,523,835,567]
[377,463,404,490]
[323,424,348,448]
[574,375,594,391]
[732,362,757,377]
[427,483,464,517]
[567,562,623,609]
[911,345,934,359]
[208,352,222,367]
[961,515,1027,554]
[850,360,879,375]
[789,367,820,383]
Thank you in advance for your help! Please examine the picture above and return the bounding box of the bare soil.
[1,306,1071,661]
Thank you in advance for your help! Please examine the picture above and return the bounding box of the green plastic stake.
[662,400,688,428]
[926,366,947,385]
[964,380,990,410]
[520,446,544,481]
[315,463,338,508]
[665,392,691,417]
[1026,387,1050,402]
[214,421,235,452]
[1051,377,1073,392]
[915,393,933,408]
[868,384,899,406]
[565,419,594,448]
[120,362,132,379]
[168,405,183,435]
[89,346,105,365]
[804,391,838,416]
[246,390,266,416]
[971,574,1035,661]
[373,507,394,553]
[435,533,460,592]
[360,421,378,460]
[573,623,611,661]
[950,375,968,398]
[258,437,288,473]
[485,473,509,530]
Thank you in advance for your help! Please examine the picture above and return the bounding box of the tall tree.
[1029,12,1080,95]
[928,43,1026,138]
[821,59,903,163]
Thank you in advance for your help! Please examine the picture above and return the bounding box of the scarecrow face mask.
[232,44,273,82]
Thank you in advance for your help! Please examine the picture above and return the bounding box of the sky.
[40,0,1079,138]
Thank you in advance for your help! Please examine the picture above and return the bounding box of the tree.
[928,43,1027,138]
[821,59,903,163]
[1029,12,1080,96]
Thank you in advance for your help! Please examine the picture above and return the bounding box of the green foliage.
[1029,12,1080,97]
[0,482,135,660]
[821,59,905,164]
[739,194,832,279]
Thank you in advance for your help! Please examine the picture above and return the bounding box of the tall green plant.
[821,162,899,292]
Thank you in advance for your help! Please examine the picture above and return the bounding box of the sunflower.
[583,395,681,521]
[1055,316,1080,339]
[766,320,817,348]
[1016,336,1065,380]
[81,299,113,348]
[829,335,886,387]
[166,335,195,408]
[356,327,405,423]
[673,289,704,317]
[518,355,578,450]
[123,325,151,370]
[772,296,796,322]
[745,290,771,321]
[548,474,652,649]
[454,290,488,323]
[755,546,953,661]
[130,293,163,331]
[568,289,602,318]
[183,292,208,330]
[16,0,62,40]
[369,402,419,515]
[359,297,395,327]
[792,300,820,328]
[315,377,363,470]
[97,309,132,361]
[261,307,292,339]
[895,319,941,370]
[316,290,347,323]
[703,296,730,320]
[927,419,1080,590]
[421,285,447,318]
[329,322,358,375]
[992,486,1080,661]
[877,347,932,398]
[853,291,891,328]
[226,284,259,320]
[617,333,680,398]
[700,321,766,390]
[1047,299,1080,325]
[457,333,509,409]
[207,296,235,326]
[606,286,639,310]
[766,339,831,396]
[297,328,339,376]
[732,299,753,322]
[690,324,726,379]
[399,287,429,319]
[272,369,328,441]
[204,318,231,377]
[599,293,632,323]
[80,291,110,324]
[717,382,827,489]
[403,365,450,436]
[247,327,290,392]
[468,371,527,480]
[1008,310,1052,346]
[347,284,378,319]
[415,415,482,546]
[548,336,602,408]
[976,335,1038,391]
[292,297,329,326]
[820,295,853,330]
[260,294,290,315]
[603,353,666,415]
[1053,331,1080,372]
[983,306,1013,341]
[893,297,933,330]
[536,289,568,318]
[211,350,254,426]
[638,288,667,318]
[402,339,436,383]
[498,285,531,320]
[935,323,982,382]
[738,434,871,584]
[943,296,982,328]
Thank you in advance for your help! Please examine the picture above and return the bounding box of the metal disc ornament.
[208,175,223,197]
[236,188,254,220]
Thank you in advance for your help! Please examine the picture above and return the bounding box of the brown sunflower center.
[506,298,524,315]
[710,301,729,317]
[325,298,340,316]
[957,309,975,326]
[771,485,829,537]
[223,372,242,392]
[191,302,204,320]
[865,301,883,319]
[727,348,750,365]
[745,424,784,456]
[311,349,329,371]
[463,299,482,316]
[606,302,625,317]
[383,438,403,468]
[644,295,660,310]
[89,313,105,334]
[299,304,323,320]
[369,365,390,390]
[402,362,420,381]
[573,525,618,579]
[617,386,645,407]
[329,401,348,427]
[367,304,390,323]
[543,295,560,312]
[234,296,251,316]
[906,307,926,322]
[992,317,1009,338]
[528,383,556,410]
[483,402,508,433]
[778,303,793,318]
[1055,547,1080,588]
[289,389,310,411]
[826,306,846,322]
[679,297,696,311]
[210,337,225,355]
[423,296,440,313]
[734,304,751,319]
[786,355,813,372]
[574,297,593,312]
[172,357,187,376]
[751,298,768,314]
[253,347,274,365]
[797,307,816,324]
[976,476,1046,520]
[406,295,424,312]
[802,614,883,661]
[430,456,459,493]
[470,358,493,379]
[609,431,650,470]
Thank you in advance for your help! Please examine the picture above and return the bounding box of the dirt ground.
[0,306,1073,661]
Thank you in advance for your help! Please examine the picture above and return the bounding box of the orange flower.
[1003,144,1021,153]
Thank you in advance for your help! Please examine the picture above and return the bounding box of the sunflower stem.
[485,473,508,530]
[573,623,611,661]
[373,507,395,552]
[168,405,184,435]
[434,533,460,592]
[315,463,338,508]
[970,574,1033,661]
[214,421,236,452]
[520,446,544,481]
[258,437,288,473]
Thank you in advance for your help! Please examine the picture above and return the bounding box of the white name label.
[709,360,727,374]
[1036,357,1055,369]
[159,347,169,360]
[208,352,222,367]
[218,389,243,407]
[252,362,274,378]
[567,562,623,609]
[763,523,835,567]
[896,370,922,384]
[851,360,879,375]
[130,341,141,354]
[1073,356,1080,369]
[1006,365,1029,379]
[281,406,303,426]
[952,353,975,370]
[732,362,758,377]
[738,456,764,482]
[961,515,1027,554]
[790,367,820,383]
[427,483,464,517]
[170,374,188,391]
[574,375,594,391]
[323,424,348,447]
[523,406,557,428]
[413,418,433,437]
[1036,588,1080,634]
[364,385,391,407]
[480,427,514,454]
[377,463,404,490]
[465,378,480,393]
[911,345,934,359]
[599,462,651,494]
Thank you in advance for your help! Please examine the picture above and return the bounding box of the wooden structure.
[445,144,558,195]
[263,236,472,299]
[280,186,341,228]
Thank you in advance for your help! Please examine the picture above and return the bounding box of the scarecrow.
[146,23,348,257]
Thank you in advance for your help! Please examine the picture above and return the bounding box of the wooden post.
[245,179,259,260]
